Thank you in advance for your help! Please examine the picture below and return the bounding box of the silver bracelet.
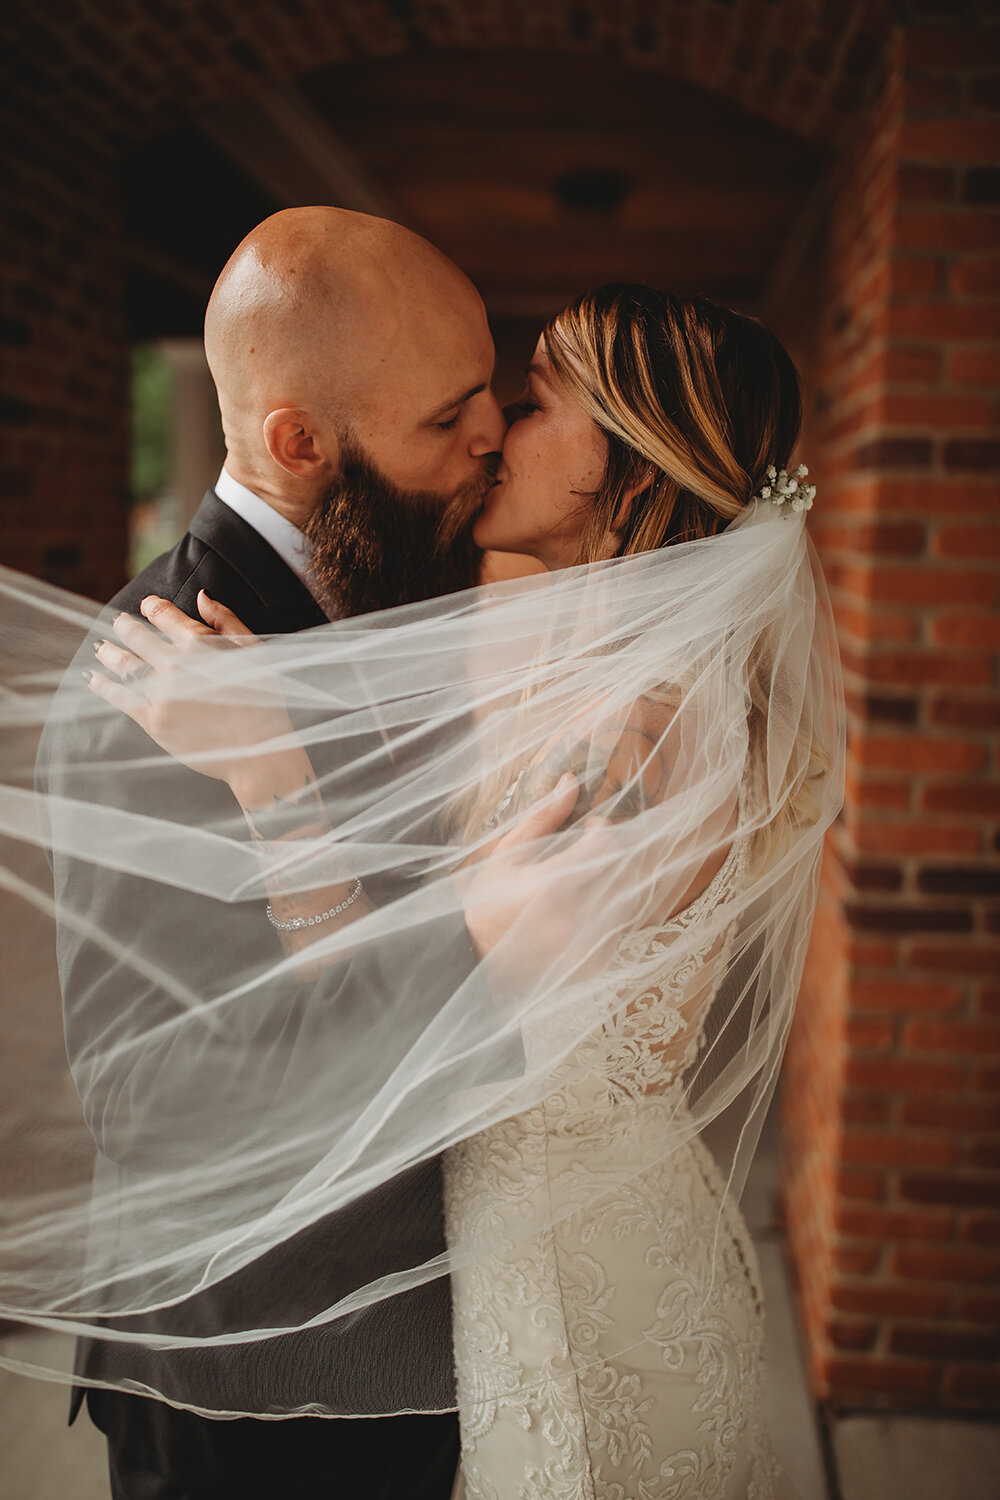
[266,878,364,932]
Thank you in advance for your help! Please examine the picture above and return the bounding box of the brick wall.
[782,16,1000,1412]
[1,0,997,1416]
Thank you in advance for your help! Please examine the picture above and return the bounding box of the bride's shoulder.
[509,687,682,825]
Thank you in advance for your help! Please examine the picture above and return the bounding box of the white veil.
[0,496,843,1418]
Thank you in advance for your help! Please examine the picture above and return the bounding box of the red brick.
[827,1318,878,1351]
[873,478,1000,515]
[832,1284,950,1319]
[967,1140,1000,1170]
[890,1325,1000,1361]
[834,1243,883,1275]
[922,785,1000,817]
[963,1214,1000,1246]
[826,1356,940,1397]
[950,258,1000,296]
[841,1132,958,1168]
[847,1056,965,1091]
[931,615,1000,647]
[944,438,1000,471]
[903,1021,1000,1054]
[902,1098,1000,1131]
[880,391,996,428]
[981,989,1000,1017]
[926,697,1000,732]
[888,302,1000,340]
[887,256,942,296]
[837,1170,888,1203]
[866,566,996,606]
[848,938,903,968]
[892,1246,1000,1281]
[855,823,981,858]
[970,74,1000,112]
[836,1206,954,1242]
[852,980,964,1012]
[899,119,1000,163]
[944,1365,1000,1401]
[907,908,997,960]
[894,210,1000,254]
[904,26,1000,72]
[884,344,943,384]
[847,1017,896,1052]
[948,348,1000,387]
[933,525,1000,560]
[843,1092,891,1125]
[894,163,956,204]
[850,777,914,812]
[901,1173,1000,1209]
[958,1290,1000,1322]
[858,737,987,775]
[904,74,961,117]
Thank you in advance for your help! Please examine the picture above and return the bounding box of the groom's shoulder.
[109,528,212,618]
[110,498,264,627]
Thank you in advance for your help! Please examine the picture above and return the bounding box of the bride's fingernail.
[81,669,93,684]
[93,640,105,655]
[555,773,577,792]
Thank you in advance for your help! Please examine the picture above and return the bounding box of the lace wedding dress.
[443,801,782,1500]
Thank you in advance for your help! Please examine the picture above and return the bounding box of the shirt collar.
[213,468,313,587]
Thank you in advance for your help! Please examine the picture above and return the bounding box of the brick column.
[782,19,1000,1412]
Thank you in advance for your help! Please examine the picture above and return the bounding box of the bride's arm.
[88,592,374,969]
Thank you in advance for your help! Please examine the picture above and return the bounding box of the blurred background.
[1,2,998,1497]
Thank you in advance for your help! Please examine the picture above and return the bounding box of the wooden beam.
[125,240,214,300]
[199,86,409,226]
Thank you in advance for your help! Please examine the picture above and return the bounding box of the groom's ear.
[262,408,339,478]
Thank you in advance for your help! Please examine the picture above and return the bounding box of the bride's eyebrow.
[525,363,553,386]
[424,383,487,422]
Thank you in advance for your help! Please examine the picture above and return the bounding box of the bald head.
[205,207,500,518]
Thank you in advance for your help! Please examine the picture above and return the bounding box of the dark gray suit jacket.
[39,490,473,1493]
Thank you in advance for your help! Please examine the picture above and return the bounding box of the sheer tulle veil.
[0,488,843,1418]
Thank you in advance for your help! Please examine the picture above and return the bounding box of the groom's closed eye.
[425,382,488,430]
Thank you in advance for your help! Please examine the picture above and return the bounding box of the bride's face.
[473,339,611,570]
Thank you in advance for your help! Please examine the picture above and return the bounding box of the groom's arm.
[40,617,483,1175]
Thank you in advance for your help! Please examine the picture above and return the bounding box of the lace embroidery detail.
[445,788,780,1498]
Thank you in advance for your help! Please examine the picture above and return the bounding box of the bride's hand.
[87,592,303,796]
[462,775,616,963]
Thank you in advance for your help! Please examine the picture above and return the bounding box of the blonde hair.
[541,285,819,866]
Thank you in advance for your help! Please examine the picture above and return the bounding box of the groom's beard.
[304,440,496,619]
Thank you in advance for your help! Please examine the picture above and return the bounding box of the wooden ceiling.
[300,52,825,312]
[124,49,826,390]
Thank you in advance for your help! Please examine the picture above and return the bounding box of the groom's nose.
[468,389,507,457]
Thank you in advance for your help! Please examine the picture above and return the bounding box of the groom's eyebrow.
[424,383,487,421]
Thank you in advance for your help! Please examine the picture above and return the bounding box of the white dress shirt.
[213,467,313,587]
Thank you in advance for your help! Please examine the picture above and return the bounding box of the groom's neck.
[223,454,321,533]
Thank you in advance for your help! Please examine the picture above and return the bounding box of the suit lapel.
[188,490,329,631]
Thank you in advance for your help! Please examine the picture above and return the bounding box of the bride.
[20,285,842,1498]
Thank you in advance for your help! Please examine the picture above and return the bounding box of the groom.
[48,207,505,1500]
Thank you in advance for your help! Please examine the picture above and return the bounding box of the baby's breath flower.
[754,465,816,517]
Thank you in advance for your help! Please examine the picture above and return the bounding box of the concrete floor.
[832,1413,1000,1500]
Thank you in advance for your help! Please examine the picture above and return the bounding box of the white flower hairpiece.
[756,463,815,515]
